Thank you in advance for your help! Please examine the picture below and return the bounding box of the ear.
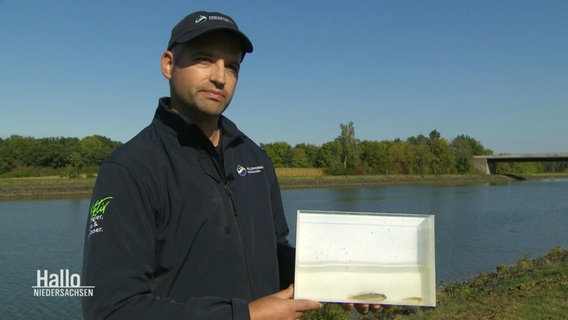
[161,50,174,79]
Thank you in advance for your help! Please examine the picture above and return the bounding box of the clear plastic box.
[294,210,436,306]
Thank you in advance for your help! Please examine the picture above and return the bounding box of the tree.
[359,140,392,174]
[543,161,568,173]
[0,134,120,176]
[425,130,456,174]
[29,137,80,168]
[428,129,441,143]
[67,151,83,177]
[336,121,359,170]
[496,161,544,174]
[291,143,320,168]
[389,140,413,174]
[411,143,435,174]
[290,147,310,168]
[4,135,35,167]
[316,141,345,174]
[431,138,457,174]
[0,127,505,177]
[0,138,12,174]
[260,142,291,167]
[450,135,493,173]
[80,135,121,167]
[406,134,428,146]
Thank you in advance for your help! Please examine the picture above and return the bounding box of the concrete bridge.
[473,154,568,174]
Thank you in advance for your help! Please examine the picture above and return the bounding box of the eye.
[195,56,214,64]
[226,62,240,74]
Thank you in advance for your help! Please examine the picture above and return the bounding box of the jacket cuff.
[231,298,250,320]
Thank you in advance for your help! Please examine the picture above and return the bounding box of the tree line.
[1,123,565,178]
[260,122,567,175]
[261,122,495,175]
[0,135,122,177]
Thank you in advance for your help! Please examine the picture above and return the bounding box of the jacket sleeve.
[82,162,250,320]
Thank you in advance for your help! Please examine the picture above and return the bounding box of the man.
[82,11,323,319]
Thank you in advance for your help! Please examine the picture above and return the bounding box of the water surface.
[1,179,567,319]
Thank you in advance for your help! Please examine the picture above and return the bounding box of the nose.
[209,60,226,87]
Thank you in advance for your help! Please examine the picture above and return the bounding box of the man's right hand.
[249,285,322,320]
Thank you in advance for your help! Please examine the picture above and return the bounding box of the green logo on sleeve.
[88,196,113,237]
[89,196,113,218]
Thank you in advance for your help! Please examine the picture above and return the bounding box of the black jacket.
[82,98,294,319]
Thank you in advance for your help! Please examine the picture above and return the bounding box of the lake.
[1,179,567,319]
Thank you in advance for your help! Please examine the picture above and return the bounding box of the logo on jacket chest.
[236,164,264,177]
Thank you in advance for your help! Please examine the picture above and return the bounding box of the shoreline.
[278,173,513,190]
[279,172,568,190]
[1,173,566,200]
[0,176,95,200]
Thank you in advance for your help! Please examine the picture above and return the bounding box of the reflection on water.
[1,179,567,319]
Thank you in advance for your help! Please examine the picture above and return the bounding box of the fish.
[348,292,387,302]
[401,297,423,304]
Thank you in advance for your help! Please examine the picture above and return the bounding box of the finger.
[355,304,370,315]
[293,299,323,312]
[273,284,294,299]
[341,303,354,311]
[369,304,381,312]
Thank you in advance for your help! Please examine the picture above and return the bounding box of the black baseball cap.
[167,11,253,54]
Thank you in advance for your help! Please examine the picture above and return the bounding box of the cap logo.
[208,15,234,25]
[195,15,207,24]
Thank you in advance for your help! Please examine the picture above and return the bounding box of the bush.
[0,166,60,178]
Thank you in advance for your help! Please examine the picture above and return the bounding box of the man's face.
[162,30,243,121]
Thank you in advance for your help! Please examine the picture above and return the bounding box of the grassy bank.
[0,176,96,199]
[1,172,566,200]
[0,174,505,200]
[303,247,568,320]
[277,174,513,190]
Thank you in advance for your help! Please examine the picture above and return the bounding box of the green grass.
[302,248,568,320]
[277,174,512,190]
[0,174,515,199]
[1,173,565,199]
[0,176,95,199]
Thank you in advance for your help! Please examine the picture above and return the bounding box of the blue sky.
[1,0,566,154]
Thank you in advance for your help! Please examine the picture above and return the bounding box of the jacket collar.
[153,97,244,149]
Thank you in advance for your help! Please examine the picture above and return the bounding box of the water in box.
[294,210,436,306]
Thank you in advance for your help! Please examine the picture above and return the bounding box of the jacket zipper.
[223,183,238,217]
[217,143,254,300]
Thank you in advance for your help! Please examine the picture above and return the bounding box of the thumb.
[273,284,294,299]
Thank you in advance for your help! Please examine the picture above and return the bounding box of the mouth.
[201,90,225,101]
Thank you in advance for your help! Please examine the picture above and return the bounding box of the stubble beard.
[173,95,231,125]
